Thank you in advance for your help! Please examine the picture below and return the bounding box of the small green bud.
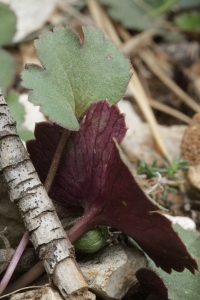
[74,226,109,253]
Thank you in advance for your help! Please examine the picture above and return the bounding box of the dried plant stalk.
[139,48,200,113]
[0,92,89,299]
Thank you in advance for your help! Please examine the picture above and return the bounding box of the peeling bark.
[0,93,89,299]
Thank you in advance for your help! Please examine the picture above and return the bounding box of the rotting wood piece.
[0,92,89,299]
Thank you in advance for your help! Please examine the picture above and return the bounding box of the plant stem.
[3,211,95,294]
[3,261,45,295]
[0,231,29,295]
[44,129,70,193]
[67,211,96,244]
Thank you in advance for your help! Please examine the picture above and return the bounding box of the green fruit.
[74,226,109,253]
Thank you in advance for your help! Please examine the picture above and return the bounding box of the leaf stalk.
[44,129,70,193]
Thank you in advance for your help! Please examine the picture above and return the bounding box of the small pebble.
[164,215,196,231]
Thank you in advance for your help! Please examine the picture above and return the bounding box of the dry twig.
[0,92,88,299]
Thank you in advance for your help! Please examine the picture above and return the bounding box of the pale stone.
[0,0,58,42]
[10,287,96,300]
[118,99,186,164]
[19,94,46,132]
[79,244,147,300]
[164,215,196,231]
[10,287,62,300]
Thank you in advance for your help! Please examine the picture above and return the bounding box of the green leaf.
[175,12,200,33]
[6,90,34,141]
[99,0,166,30]
[138,225,200,300]
[22,26,131,130]
[0,48,15,96]
[176,0,200,9]
[0,3,16,46]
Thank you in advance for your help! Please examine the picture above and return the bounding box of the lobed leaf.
[176,0,200,9]
[0,3,16,46]
[99,0,166,30]
[22,26,131,130]
[0,49,15,96]
[175,12,200,33]
[27,101,198,274]
[136,225,200,300]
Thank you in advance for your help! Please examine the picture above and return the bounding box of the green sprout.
[163,185,178,202]
[137,159,167,178]
[137,157,189,180]
[163,156,189,179]
[137,157,189,201]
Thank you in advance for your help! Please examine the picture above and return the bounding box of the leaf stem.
[67,211,97,244]
[2,261,45,295]
[44,129,69,193]
[0,231,29,295]
[3,210,95,294]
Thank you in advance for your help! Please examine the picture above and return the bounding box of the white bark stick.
[0,92,88,299]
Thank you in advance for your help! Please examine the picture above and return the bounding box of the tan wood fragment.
[0,92,88,299]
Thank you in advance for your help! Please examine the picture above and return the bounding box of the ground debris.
[79,243,147,300]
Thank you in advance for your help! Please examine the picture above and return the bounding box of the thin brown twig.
[149,98,191,124]
[0,285,50,299]
[58,3,93,26]
[121,30,156,57]
[128,58,191,124]
[3,262,45,295]
[124,91,191,124]
[139,48,200,113]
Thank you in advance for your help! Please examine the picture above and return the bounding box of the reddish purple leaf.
[136,268,169,300]
[27,100,198,274]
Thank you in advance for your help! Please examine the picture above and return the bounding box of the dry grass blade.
[139,48,200,113]
[58,3,93,25]
[86,0,119,42]
[124,89,191,124]
[125,57,191,125]
[149,98,191,124]
[150,42,172,74]
[128,75,170,158]
[121,30,156,57]
[87,0,170,159]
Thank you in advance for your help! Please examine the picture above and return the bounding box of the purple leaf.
[136,268,169,300]
[27,100,198,274]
